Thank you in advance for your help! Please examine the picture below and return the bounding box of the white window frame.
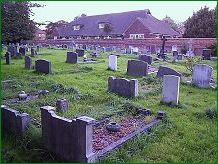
[99,23,105,29]
[74,25,80,31]
[130,34,144,39]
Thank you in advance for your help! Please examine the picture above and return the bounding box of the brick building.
[55,10,180,40]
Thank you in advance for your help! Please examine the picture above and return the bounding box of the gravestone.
[66,52,78,64]
[19,47,26,56]
[35,59,52,74]
[192,64,213,88]
[5,52,11,65]
[31,48,37,56]
[202,49,211,60]
[162,75,180,105]
[157,66,181,78]
[159,36,167,60]
[56,98,69,112]
[108,55,117,71]
[25,56,32,69]
[127,60,148,77]
[125,48,132,54]
[186,39,194,57]
[177,54,183,60]
[108,76,138,97]
[172,45,177,52]
[36,45,40,52]
[138,55,152,65]
[172,51,178,62]
[76,49,85,57]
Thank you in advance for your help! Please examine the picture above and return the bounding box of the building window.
[99,23,105,29]
[73,25,80,31]
[130,34,144,39]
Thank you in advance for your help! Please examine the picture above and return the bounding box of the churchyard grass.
[1,48,216,162]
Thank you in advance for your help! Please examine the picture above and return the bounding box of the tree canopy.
[183,6,216,38]
[45,20,68,39]
[1,1,43,43]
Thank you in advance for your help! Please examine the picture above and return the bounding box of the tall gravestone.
[31,48,37,56]
[108,55,117,71]
[35,59,52,74]
[172,51,178,62]
[25,56,32,69]
[66,52,78,64]
[5,52,11,65]
[157,66,181,78]
[127,60,148,77]
[202,49,211,60]
[76,49,84,57]
[192,64,213,88]
[138,55,152,65]
[162,75,180,105]
[19,47,26,56]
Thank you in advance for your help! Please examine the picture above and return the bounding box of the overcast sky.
[31,1,216,29]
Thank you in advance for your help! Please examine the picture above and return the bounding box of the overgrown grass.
[1,48,217,163]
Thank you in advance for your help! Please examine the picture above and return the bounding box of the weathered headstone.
[202,49,211,60]
[192,64,213,88]
[31,48,37,56]
[25,56,32,69]
[157,66,181,78]
[5,52,11,65]
[138,55,152,65]
[162,75,180,105]
[108,55,117,71]
[35,59,52,74]
[127,60,148,77]
[36,45,40,52]
[76,49,85,57]
[66,52,78,64]
[108,76,138,97]
[20,47,26,55]
[1,105,31,136]
[56,98,69,112]
[172,51,178,62]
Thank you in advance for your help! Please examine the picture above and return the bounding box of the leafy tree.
[183,6,216,38]
[1,1,43,43]
[162,15,179,32]
[74,13,87,21]
[103,23,113,33]
[45,20,68,39]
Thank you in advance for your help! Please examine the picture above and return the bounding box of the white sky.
[31,1,217,29]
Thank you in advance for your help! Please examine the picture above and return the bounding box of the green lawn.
[1,48,217,163]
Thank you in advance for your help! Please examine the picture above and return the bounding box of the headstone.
[66,52,78,64]
[5,52,11,65]
[35,59,52,74]
[56,98,69,112]
[25,56,32,69]
[108,76,138,97]
[172,51,178,62]
[125,48,132,54]
[127,60,148,77]
[31,48,37,57]
[202,49,211,60]
[177,54,183,60]
[138,55,152,65]
[172,45,177,52]
[108,55,117,71]
[19,47,26,56]
[157,66,181,78]
[162,75,180,105]
[186,39,194,57]
[192,64,213,88]
[76,49,85,57]
[36,45,40,52]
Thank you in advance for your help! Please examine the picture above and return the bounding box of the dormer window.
[74,25,80,31]
[99,23,105,29]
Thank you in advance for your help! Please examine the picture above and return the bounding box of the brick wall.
[23,38,216,50]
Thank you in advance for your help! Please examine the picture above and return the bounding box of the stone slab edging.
[95,118,161,160]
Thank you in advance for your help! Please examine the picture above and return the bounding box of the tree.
[162,15,179,32]
[74,13,87,21]
[183,6,216,38]
[45,20,68,39]
[1,1,43,43]
[103,23,113,33]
